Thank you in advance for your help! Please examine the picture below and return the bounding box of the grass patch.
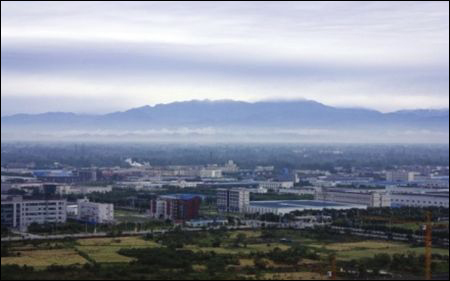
[229,230,262,239]
[114,210,151,224]
[309,240,449,261]
[185,243,290,255]
[1,249,87,269]
[76,237,160,263]
[260,272,326,280]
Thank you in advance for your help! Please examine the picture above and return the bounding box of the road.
[1,226,251,242]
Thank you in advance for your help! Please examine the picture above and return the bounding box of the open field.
[76,237,160,263]
[229,230,262,239]
[185,243,290,255]
[245,272,327,280]
[1,249,87,268]
[114,210,152,224]
[263,272,326,280]
[309,240,449,261]
[2,230,448,280]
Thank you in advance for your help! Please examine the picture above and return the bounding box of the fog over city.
[1,1,449,116]
[2,1,449,143]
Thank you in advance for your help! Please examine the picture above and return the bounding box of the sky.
[1,1,449,116]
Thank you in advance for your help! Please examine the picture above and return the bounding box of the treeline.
[340,252,449,279]
[1,226,10,237]
[27,220,171,236]
[1,250,244,280]
[259,246,320,265]
[332,221,450,240]
[1,244,11,257]
[120,247,239,273]
[2,143,448,170]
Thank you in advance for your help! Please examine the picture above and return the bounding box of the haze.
[1,1,449,116]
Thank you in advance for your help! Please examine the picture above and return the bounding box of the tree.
[234,233,247,248]
[1,244,11,257]
[254,257,269,270]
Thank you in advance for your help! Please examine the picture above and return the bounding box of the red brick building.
[150,194,202,221]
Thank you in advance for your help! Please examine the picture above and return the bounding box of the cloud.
[1,1,449,114]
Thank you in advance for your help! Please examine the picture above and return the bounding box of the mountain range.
[1,100,449,143]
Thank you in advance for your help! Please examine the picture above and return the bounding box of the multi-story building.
[69,186,113,195]
[259,181,294,191]
[386,171,417,182]
[315,188,391,207]
[77,168,98,182]
[390,193,449,208]
[149,194,202,221]
[77,198,114,224]
[222,160,239,173]
[200,168,223,178]
[279,187,319,196]
[1,196,67,231]
[33,170,77,183]
[246,200,367,215]
[217,188,250,213]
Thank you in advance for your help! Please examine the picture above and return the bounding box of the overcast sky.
[1,1,449,116]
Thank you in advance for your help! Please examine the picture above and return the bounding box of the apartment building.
[217,188,250,213]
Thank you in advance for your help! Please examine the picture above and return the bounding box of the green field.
[114,210,152,224]
[76,237,160,263]
[309,240,449,261]
[2,230,449,280]
[185,243,290,255]
[1,249,87,268]
[3,234,447,266]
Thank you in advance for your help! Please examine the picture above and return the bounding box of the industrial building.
[77,198,114,224]
[149,194,202,221]
[390,193,449,208]
[279,187,319,196]
[32,170,77,183]
[245,200,367,215]
[315,188,391,207]
[200,168,223,178]
[69,186,113,195]
[1,196,67,231]
[217,188,250,213]
[385,171,417,182]
[259,181,294,191]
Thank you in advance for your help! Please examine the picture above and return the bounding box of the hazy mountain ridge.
[2,100,449,132]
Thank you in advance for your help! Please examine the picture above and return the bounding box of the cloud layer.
[1,1,449,115]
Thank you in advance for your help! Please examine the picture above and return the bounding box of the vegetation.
[26,220,171,236]
[2,143,448,170]
[1,227,448,280]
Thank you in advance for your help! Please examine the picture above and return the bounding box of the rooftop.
[249,200,366,209]
[160,194,202,200]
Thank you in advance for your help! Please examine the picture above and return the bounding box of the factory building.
[1,196,67,231]
[200,168,223,179]
[77,198,114,224]
[390,193,449,208]
[315,188,391,207]
[385,171,417,182]
[259,181,294,191]
[245,200,367,215]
